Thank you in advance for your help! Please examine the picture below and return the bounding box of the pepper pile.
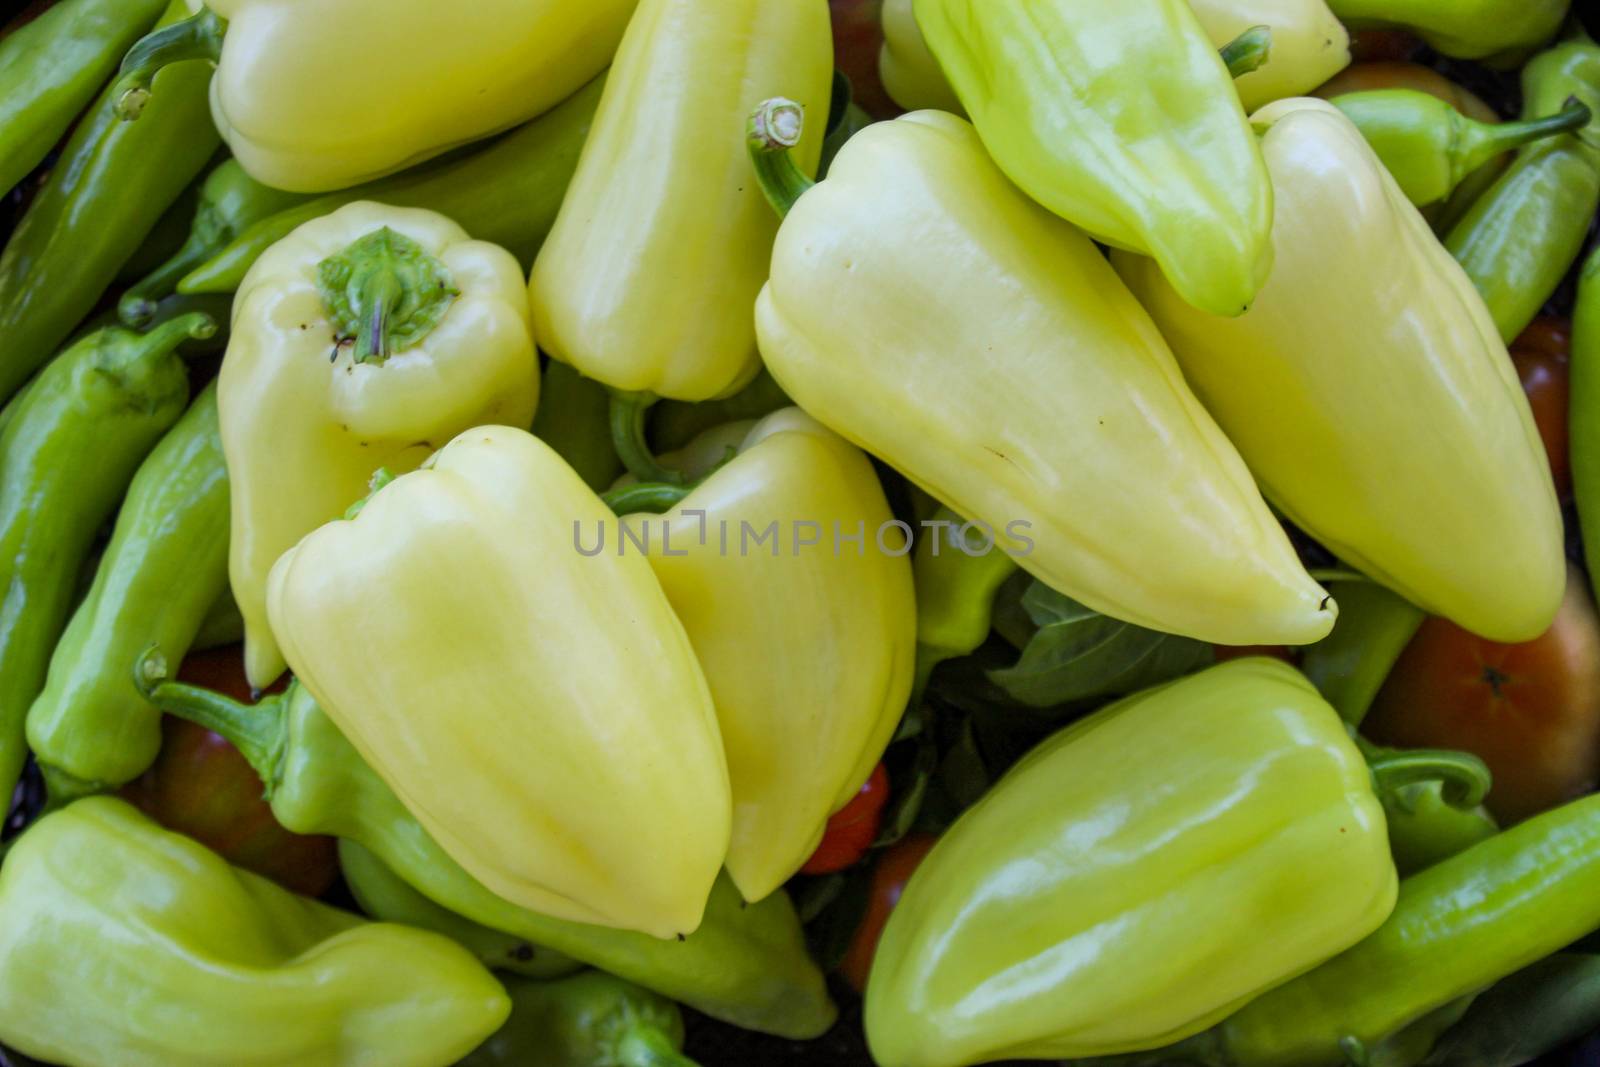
[2,0,1600,1065]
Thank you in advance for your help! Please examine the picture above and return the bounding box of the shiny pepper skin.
[1117,98,1564,643]
[0,797,508,1067]
[267,425,731,938]
[864,658,1396,1067]
[221,201,538,689]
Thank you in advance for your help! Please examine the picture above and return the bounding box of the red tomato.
[122,645,338,896]
[1510,316,1571,497]
[830,0,897,120]
[801,763,891,875]
[1315,62,1500,124]
[838,833,938,992]
[1366,566,1600,823]
[1212,645,1294,664]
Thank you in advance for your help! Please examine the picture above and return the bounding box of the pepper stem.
[1367,748,1492,810]
[114,8,226,120]
[317,227,457,365]
[748,98,815,219]
[129,310,218,360]
[1220,25,1272,79]
[119,232,219,326]
[602,482,693,515]
[133,646,286,792]
[614,1027,701,1067]
[609,393,685,485]
[1465,99,1592,174]
[344,467,398,520]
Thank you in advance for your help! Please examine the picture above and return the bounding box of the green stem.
[1220,25,1272,79]
[316,227,457,366]
[609,392,684,485]
[747,98,815,219]
[603,482,692,515]
[343,467,397,520]
[119,235,215,326]
[114,8,226,120]
[616,1027,701,1067]
[133,646,285,788]
[1367,748,1492,810]
[131,310,217,359]
[1466,99,1593,172]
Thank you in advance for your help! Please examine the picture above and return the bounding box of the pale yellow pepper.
[751,108,1334,647]
[267,425,731,939]
[1115,98,1564,642]
[878,0,1349,115]
[530,0,832,402]
[624,409,916,902]
[220,201,538,689]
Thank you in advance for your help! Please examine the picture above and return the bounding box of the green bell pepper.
[464,972,697,1067]
[136,657,837,1039]
[0,795,509,1067]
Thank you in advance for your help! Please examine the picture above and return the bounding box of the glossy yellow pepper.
[865,658,1397,1067]
[751,108,1333,647]
[1115,98,1564,642]
[912,0,1272,317]
[879,0,1349,115]
[267,425,731,939]
[620,409,916,903]
[118,0,637,192]
[529,0,831,402]
[221,201,537,689]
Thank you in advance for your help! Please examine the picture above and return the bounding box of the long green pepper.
[0,0,169,195]
[136,662,837,1040]
[0,0,218,403]
[1445,33,1600,343]
[464,972,698,1067]
[25,382,229,804]
[1573,243,1600,610]
[0,313,211,809]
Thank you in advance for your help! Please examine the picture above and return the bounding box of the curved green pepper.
[1445,34,1600,343]
[136,662,837,1040]
[119,158,307,324]
[0,0,218,404]
[911,506,1018,699]
[1571,244,1600,612]
[464,972,697,1067]
[532,361,624,493]
[1332,89,1590,207]
[0,0,169,195]
[178,73,605,295]
[25,382,228,803]
[1322,0,1569,60]
[0,312,210,813]
[0,795,509,1067]
[339,838,583,981]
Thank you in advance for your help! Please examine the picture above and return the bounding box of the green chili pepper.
[1571,243,1600,610]
[135,660,837,1040]
[0,312,211,813]
[178,72,604,295]
[1445,33,1600,344]
[911,506,1019,699]
[339,838,583,981]
[463,972,697,1067]
[532,361,624,493]
[1321,0,1569,61]
[647,368,793,453]
[0,0,219,404]
[25,382,228,804]
[119,158,307,325]
[1332,89,1590,207]
[0,0,169,195]
[190,584,244,651]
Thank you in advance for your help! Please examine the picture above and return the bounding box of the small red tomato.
[801,763,891,876]
[1510,316,1571,497]
[1212,645,1294,664]
[838,833,939,993]
[122,645,338,896]
[1366,566,1600,823]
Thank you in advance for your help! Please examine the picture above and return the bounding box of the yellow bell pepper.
[878,0,1349,115]
[621,409,916,902]
[1115,98,1564,642]
[529,0,832,402]
[750,108,1334,647]
[117,0,637,192]
[220,202,537,689]
[266,425,731,939]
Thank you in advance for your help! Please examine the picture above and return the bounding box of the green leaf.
[986,583,1215,708]
[1422,953,1600,1066]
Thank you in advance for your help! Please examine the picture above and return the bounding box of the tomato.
[1510,316,1571,497]
[1366,566,1600,824]
[801,762,891,875]
[838,832,939,992]
[122,645,338,897]
[829,0,897,120]
[1315,61,1500,124]
[1212,644,1294,664]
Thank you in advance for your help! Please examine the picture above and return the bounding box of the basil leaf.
[987,583,1214,707]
